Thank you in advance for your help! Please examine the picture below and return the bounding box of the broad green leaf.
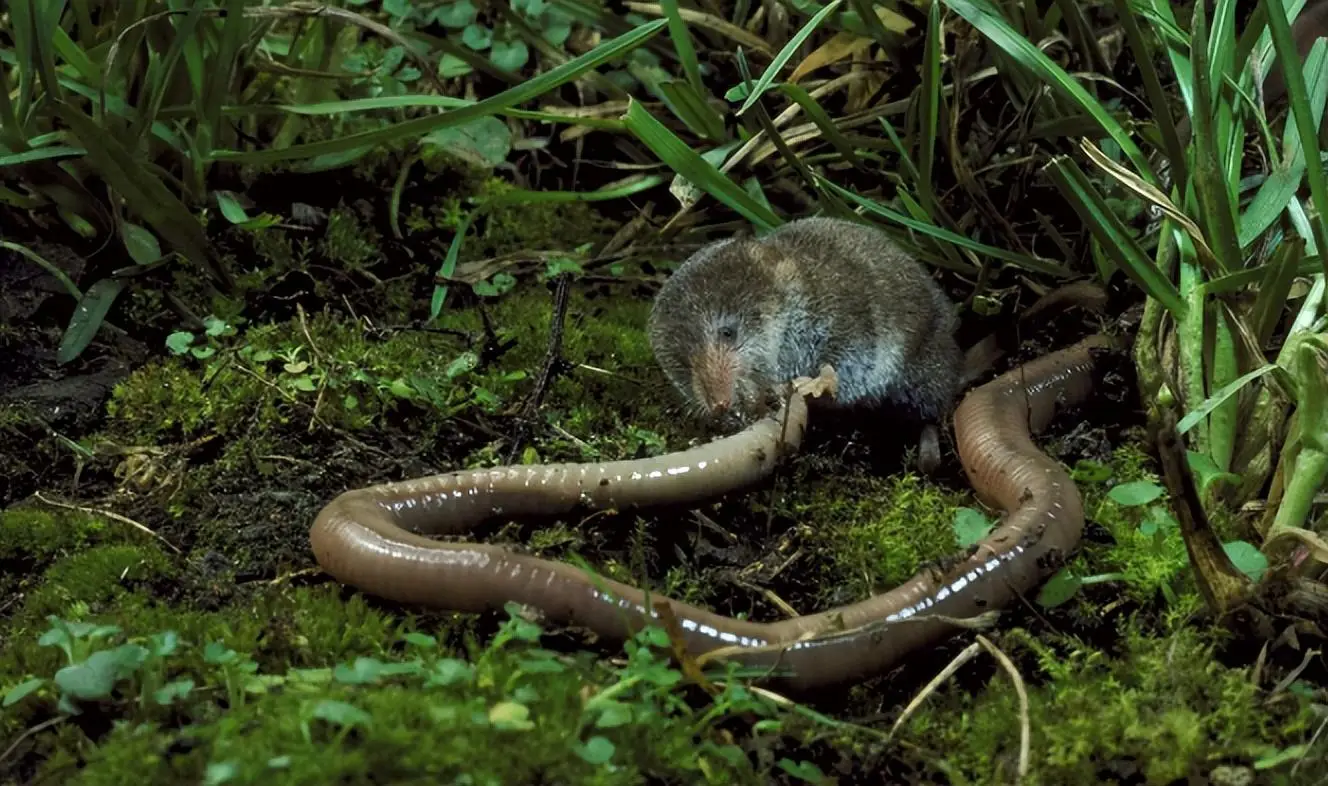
[57,278,126,364]
[489,38,530,71]
[1036,569,1083,607]
[122,222,163,265]
[1222,540,1269,582]
[1106,480,1165,507]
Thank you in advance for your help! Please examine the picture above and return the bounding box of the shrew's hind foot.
[917,423,942,476]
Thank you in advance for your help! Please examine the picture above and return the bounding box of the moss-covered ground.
[1,165,1322,785]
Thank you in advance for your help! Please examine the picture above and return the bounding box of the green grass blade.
[0,146,87,167]
[1187,3,1241,276]
[1267,0,1328,278]
[769,83,859,165]
[212,20,668,165]
[736,0,842,116]
[1252,238,1304,347]
[1111,0,1186,183]
[659,0,703,96]
[917,0,942,219]
[1176,362,1286,435]
[55,102,212,271]
[484,175,670,205]
[622,99,781,230]
[1043,155,1186,313]
[943,0,1157,183]
[819,176,1068,276]
[9,0,37,123]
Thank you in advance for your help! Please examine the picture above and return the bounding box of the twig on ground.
[33,492,181,554]
[504,273,574,463]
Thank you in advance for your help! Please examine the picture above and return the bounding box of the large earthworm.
[311,334,1115,692]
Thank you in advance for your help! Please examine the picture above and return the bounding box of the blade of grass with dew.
[943,0,1156,183]
[1267,0,1328,279]
[54,102,213,272]
[736,0,843,117]
[820,176,1068,276]
[56,277,126,364]
[211,20,668,165]
[623,99,782,230]
[1043,155,1187,313]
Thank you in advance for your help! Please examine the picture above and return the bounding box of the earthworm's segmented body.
[310,336,1114,691]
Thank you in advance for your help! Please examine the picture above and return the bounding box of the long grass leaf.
[659,0,704,96]
[1267,0,1328,279]
[736,0,842,116]
[942,0,1157,183]
[1186,4,1241,275]
[1044,155,1186,313]
[1176,362,1286,435]
[55,102,212,271]
[623,99,781,230]
[1111,0,1186,183]
[917,0,942,219]
[820,177,1067,276]
[9,0,37,123]
[211,20,667,164]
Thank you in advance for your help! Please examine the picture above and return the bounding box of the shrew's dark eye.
[716,324,738,342]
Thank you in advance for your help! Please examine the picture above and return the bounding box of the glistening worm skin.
[310,335,1113,692]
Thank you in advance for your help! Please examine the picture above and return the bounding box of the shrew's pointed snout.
[693,343,738,415]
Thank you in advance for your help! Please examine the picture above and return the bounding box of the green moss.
[1073,445,1197,606]
[19,544,175,625]
[0,507,113,562]
[900,623,1318,784]
[792,470,969,598]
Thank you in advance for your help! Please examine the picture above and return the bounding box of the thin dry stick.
[976,634,1032,782]
[0,716,68,769]
[888,641,984,739]
[33,492,181,554]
